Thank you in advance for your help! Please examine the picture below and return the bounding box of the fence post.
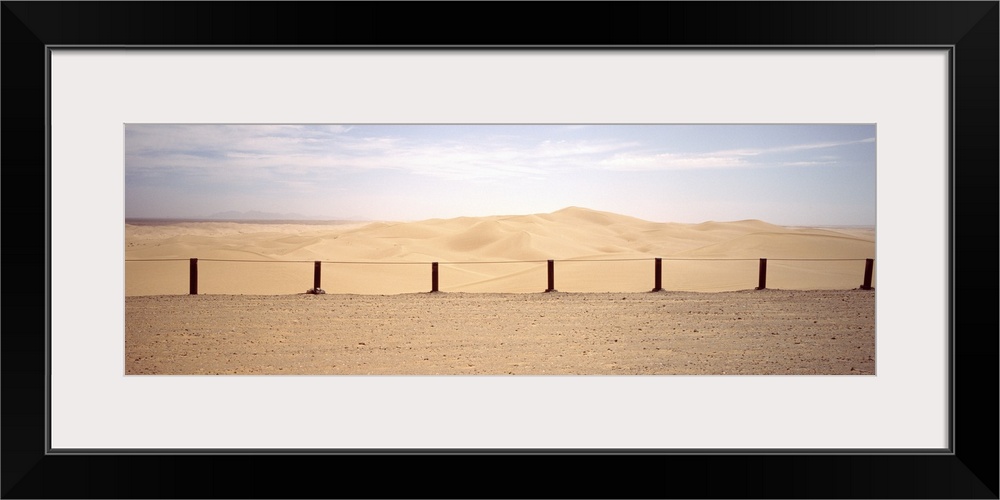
[545,259,556,292]
[431,262,439,292]
[861,258,874,290]
[755,258,767,290]
[314,261,321,290]
[189,258,198,295]
[651,258,663,292]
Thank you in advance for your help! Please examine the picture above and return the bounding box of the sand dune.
[125,207,875,296]
[676,231,875,259]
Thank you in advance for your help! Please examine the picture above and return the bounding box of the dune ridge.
[125,207,875,295]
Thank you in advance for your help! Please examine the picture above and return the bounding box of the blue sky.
[124,124,876,226]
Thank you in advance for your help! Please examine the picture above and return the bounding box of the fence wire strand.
[126,257,871,263]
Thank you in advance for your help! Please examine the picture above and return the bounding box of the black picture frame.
[3,2,997,498]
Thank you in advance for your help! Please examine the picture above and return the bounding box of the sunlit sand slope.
[125,207,875,295]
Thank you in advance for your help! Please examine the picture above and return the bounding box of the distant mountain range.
[206,211,366,221]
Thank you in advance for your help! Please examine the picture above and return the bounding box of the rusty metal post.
[431,262,439,292]
[861,258,874,290]
[314,261,321,290]
[189,258,198,295]
[652,258,663,292]
[755,258,767,290]
[545,259,556,292]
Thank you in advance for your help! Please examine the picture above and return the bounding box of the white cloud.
[598,152,748,171]
[718,137,877,157]
[595,137,875,172]
[124,125,875,185]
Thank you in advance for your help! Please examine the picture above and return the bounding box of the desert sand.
[125,206,875,295]
[124,207,876,375]
[125,290,875,375]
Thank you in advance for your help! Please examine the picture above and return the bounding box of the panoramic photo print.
[124,124,876,375]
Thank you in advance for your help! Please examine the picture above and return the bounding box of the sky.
[124,124,876,226]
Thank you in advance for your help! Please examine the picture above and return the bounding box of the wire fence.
[125,257,876,295]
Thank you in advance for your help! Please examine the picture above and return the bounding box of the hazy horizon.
[124,124,876,226]
[122,206,876,229]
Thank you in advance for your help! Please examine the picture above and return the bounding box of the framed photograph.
[4,2,996,498]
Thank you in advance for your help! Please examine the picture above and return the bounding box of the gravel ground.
[125,289,876,375]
